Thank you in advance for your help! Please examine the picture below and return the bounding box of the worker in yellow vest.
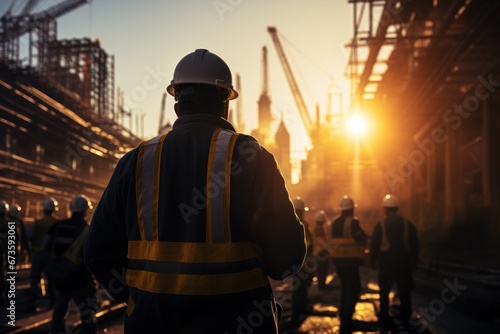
[369,194,419,331]
[84,49,306,334]
[330,195,366,334]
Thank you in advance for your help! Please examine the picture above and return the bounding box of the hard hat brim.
[166,83,238,100]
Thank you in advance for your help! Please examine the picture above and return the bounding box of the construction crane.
[1,0,90,67]
[158,91,167,134]
[1,0,90,39]
[267,26,315,138]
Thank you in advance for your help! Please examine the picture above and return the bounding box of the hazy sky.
[2,0,355,161]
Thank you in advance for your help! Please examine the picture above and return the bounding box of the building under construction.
[0,0,141,218]
[250,1,500,252]
[344,0,500,249]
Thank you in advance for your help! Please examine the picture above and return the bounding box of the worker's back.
[85,49,305,334]
[370,214,419,270]
[86,114,305,333]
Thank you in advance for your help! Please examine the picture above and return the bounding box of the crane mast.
[158,92,167,134]
[267,26,314,138]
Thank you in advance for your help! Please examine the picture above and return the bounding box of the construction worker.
[0,200,10,306]
[26,197,58,312]
[45,194,96,334]
[313,209,333,290]
[7,203,30,259]
[330,195,366,334]
[369,194,419,331]
[289,196,314,328]
[84,49,306,333]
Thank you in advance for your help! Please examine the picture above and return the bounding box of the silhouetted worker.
[331,195,366,334]
[314,209,333,290]
[45,194,96,334]
[27,197,58,312]
[290,196,314,328]
[370,194,419,331]
[7,203,30,260]
[0,200,10,306]
[84,49,306,333]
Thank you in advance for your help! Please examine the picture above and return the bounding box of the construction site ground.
[2,255,500,333]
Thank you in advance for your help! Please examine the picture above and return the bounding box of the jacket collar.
[173,114,236,132]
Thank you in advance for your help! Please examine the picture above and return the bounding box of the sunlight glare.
[346,113,369,137]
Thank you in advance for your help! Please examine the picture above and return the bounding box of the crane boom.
[1,0,90,40]
[267,26,314,137]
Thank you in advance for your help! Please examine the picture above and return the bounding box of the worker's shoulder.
[112,143,141,174]
[232,132,275,161]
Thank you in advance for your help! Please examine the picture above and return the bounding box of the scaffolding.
[0,0,114,119]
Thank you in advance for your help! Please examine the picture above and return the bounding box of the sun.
[346,113,369,137]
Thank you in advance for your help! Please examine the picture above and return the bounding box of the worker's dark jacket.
[369,214,419,271]
[331,214,366,267]
[84,114,306,334]
[46,217,93,291]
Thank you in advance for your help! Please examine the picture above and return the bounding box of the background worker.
[7,203,30,263]
[370,194,419,331]
[0,200,10,306]
[84,49,306,333]
[26,197,59,312]
[314,209,333,291]
[45,194,96,334]
[289,196,314,329]
[331,195,366,334]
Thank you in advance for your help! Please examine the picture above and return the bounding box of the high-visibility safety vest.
[329,216,365,259]
[380,218,410,252]
[126,128,271,295]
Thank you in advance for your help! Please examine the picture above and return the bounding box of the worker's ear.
[174,103,180,117]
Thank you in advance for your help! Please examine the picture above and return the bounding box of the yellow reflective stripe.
[329,237,364,258]
[135,143,146,240]
[224,133,238,242]
[206,128,221,243]
[126,268,269,295]
[343,216,352,238]
[330,238,357,245]
[136,134,167,241]
[128,240,262,263]
[210,129,233,243]
[152,134,167,241]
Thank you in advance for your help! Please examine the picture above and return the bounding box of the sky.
[2,0,355,170]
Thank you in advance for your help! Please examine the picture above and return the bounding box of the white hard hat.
[315,210,327,223]
[292,197,308,211]
[43,197,59,212]
[8,203,21,217]
[166,49,238,100]
[70,194,93,213]
[383,194,400,208]
[0,200,9,215]
[339,195,356,211]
